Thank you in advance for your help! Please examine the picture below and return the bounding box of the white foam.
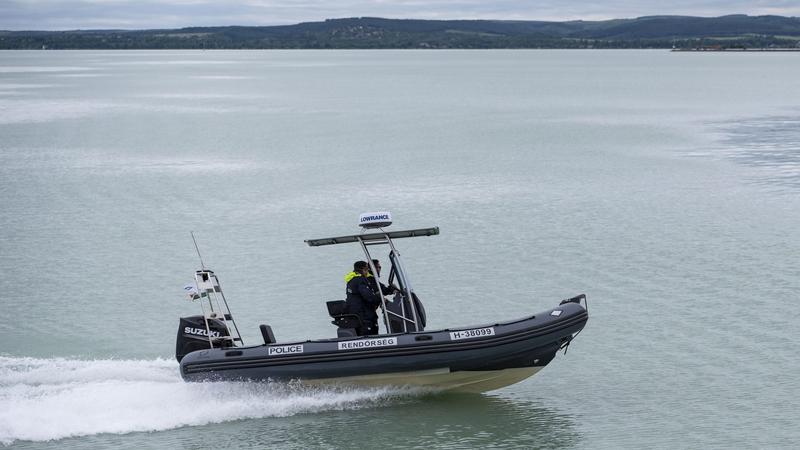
[0,83,58,90]
[52,73,107,78]
[140,93,260,100]
[100,61,234,66]
[192,75,254,80]
[71,155,274,174]
[0,356,414,445]
[0,66,94,73]
[0,99,115,124]
[0,98,249,124]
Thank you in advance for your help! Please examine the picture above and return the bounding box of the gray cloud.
[1,0,799,31]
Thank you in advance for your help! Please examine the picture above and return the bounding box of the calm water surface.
[1,50,799,448]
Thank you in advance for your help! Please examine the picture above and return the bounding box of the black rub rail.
[183,308,588,374]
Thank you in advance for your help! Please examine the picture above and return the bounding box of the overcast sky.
[2,0,799,31]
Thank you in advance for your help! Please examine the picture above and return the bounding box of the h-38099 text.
[449,327,495,340]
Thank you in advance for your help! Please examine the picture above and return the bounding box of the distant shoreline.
[3,15,800,50]
[672,47,800,52]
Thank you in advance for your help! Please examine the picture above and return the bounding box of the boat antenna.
[191,231,206,269]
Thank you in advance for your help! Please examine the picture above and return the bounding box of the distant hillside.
[2,15,800,49]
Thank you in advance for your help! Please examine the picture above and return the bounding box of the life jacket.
[344,271,375,284]
[344,271,361,284]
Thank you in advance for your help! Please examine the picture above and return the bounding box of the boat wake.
[0,355,417,445]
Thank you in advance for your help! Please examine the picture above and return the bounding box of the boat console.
[305,211,437,336]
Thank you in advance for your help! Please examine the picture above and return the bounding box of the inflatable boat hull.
[180,298,588,393]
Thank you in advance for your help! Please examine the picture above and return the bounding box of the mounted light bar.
[304,227,439,247]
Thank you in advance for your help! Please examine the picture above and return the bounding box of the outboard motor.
[175,315,231,362]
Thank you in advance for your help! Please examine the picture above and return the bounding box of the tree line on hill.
[2,15,799,50]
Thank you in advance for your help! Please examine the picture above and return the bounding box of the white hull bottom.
[303,366,542,393]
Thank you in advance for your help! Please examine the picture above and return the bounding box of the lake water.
[1,50,799,448]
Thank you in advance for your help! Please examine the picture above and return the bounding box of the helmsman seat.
[326,300,362,338]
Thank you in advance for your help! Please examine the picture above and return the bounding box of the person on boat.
[345,260,382,336]
[369,259,399,295]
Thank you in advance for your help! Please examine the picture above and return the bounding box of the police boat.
[176,212,588,393]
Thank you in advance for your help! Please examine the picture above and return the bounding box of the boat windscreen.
[304,227,439,247]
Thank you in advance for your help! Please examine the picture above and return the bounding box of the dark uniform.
[368,276,397,296]
[345,272,382,336]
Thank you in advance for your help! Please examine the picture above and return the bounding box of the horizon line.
[2,13,795,33]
